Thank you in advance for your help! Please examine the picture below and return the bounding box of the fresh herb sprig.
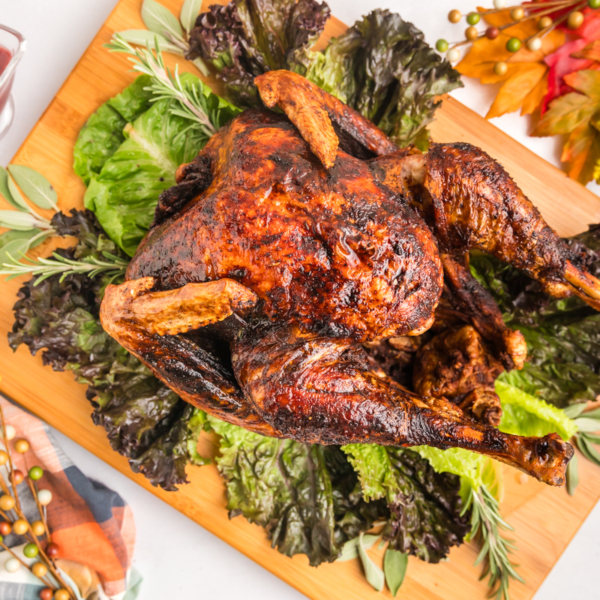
[563,403,600,495]
[0,165,59,269]
[116,0,208,75]
[464,484,523,600]
[106,35,218,137]
[0,251,128,285]
[338,528,408,596]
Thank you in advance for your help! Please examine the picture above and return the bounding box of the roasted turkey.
[101,71,600,486]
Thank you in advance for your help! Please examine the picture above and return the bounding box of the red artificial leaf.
[543,10,600,112]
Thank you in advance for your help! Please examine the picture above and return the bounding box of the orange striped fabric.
[0,397,135,597]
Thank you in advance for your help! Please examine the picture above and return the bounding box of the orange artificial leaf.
[521,74,549,115]
[457,8,565,118]
[487,63,547,118]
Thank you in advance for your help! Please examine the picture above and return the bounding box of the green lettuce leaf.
[495,379,578,441]
[82,73,240,256]
[207,416,379,566]
[342,444,469,563]
[291,9,462,149]
[73,76,154,185]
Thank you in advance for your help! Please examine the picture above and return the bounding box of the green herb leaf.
[338,534,380,562]
[578,435,600,465]
[573,417,600,432]
[566,451,579,496]
[7,176,30,212]
[180,0,202,34]
[0,166,20,209]
[358,533,385,592]
[141,0,184,43]
[0,210,40,231]
[563,403,587,419]
[115,30,182,54]
[8,165,58,211]
[383,548,408,597]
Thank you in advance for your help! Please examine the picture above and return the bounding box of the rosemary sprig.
[0,251,128,285]
[463,483,524,600]
[106,35,218,137]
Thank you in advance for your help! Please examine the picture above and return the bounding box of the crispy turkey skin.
[101,70,588,487]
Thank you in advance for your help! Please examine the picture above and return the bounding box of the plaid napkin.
[0,397,140,600]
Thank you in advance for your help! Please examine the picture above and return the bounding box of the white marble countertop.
[0,1,599,598]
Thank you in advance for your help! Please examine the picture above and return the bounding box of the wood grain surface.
[1,1,599,599]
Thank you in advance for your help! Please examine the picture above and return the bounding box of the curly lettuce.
[470,228,600,408]
[342,444,469,563]
[8,210,206,491]
[187,0,331,107]
[291,9,462,149]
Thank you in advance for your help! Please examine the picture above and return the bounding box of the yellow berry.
[54,590,70,600]
[0,451,7,466]
[494,61,508,76]
[448,9,462,23]
[568,11,585,29]
[511,7,525,20]
[0,495,15,511]
[31,561,48,578]
[14,439,29,454]
[12,519,28,535]
[527,37,543,51]
[538,16,553,29]
[31,520,45,537]
[465,26,479,41]
[4,425,15,441]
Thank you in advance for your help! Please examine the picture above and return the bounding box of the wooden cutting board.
[2,1,600,599]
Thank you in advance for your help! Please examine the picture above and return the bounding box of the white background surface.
[0,1,599,599]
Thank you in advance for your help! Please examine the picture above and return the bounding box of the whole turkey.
[101,71,600,486]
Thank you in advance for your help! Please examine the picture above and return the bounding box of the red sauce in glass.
[0,46,11,76]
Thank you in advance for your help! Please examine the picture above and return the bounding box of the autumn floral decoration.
[436,0,600,185]
[0,403,76,600]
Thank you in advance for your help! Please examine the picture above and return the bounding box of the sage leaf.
[116,30,182,55]
[0,238,30,268]
[578,435,600,466]
[566,451,579,496]
[142,0,184,42]
[563,403,587,419]
[573,417,600,433]
[8,165,58,210]
[338,534,380,562]
[358,533,384,592]
[0,229,43,249]
[582,407,600,420]
[0,166,20,209]
[7,175,30,211]
[582,431,600,443]
[180,0,202,34]
[0,210,40,231]
[384,548,408,597]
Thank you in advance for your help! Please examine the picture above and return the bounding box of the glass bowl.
[0,24,26,141]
